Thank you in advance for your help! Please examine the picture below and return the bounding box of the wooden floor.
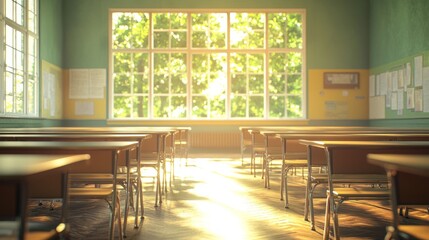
[29,152,429,239]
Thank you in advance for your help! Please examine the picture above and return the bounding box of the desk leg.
[109,151,118,240]
[123,150,130,237]
[323,193,331,240]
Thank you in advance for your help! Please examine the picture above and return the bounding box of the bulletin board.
[41,60,63,119]
[63,68,107,119]
[308,69,369,120]
[369,51,429,119]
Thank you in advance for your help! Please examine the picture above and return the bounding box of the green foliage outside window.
[111,11,305,119]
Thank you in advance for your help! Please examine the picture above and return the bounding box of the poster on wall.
[406,88,415,109]
[69,69,106,99]
[414,55,423,87]
[415,88,423,112]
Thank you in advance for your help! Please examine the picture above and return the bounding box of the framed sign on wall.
[324,72,359,89]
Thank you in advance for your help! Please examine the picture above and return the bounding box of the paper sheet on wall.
[398,68,404,89]
[391,92,398,110]
[415,88,423,112]
[69,69,106,99]
[369,96,385,119]
[397,89,404,115]
[75,101,94,115]
[414,55,423,87]
[89,69,106,98]
[407,88,415,109]
[379,72,387,95]
[423,66,429,112]
[406,62,412,86]
[369,75,375,97]
[69,69,89,99]
[42,71,56,116]
[391,71,398,91]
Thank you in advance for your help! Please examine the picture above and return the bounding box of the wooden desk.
[276,132,429,212]
[300,140,429,240]
[367,154,429,240]
[0,154,90,240]
[0,127,178,208]
[367,154,429,177]
[0,133,151,233]
[0,141,138,240]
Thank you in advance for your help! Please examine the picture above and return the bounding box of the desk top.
[367,154,429,177]
[0,126,187,135]
[276,132,429,139]
[0,154,90,176]
[246,126,429,135]
[299,140,429,149]
[0,141,138,151]
[0,133,151,141]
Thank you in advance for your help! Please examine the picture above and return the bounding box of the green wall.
[370,0,429,67]
[40,0,63,67]
[61,0,369,69]
[369,0,429,128]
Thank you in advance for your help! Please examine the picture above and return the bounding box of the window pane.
[231,74,246,94]
[231,95,246,118]
[249,96,264,118]
[113,74,130,94]
[112,13,149,49]
[269,95,285,118]
[286,14,303,49]
[133,74,149,94]
[114,96,148,118]
[192,96,208,118]
[133,96,148,117]
[153,13,187,49]
[27,78,36,114]
[230,13,265,49]
[153,96,169,118]
[210,96,226,118]
[191,13,226,49]
[171,96,187,118]
[287,95,303,118]
[287,74,302,94]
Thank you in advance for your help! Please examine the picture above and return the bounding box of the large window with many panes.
[0,0,38,117]
[110,10,305,120]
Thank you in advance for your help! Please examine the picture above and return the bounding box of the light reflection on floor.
[134,157,322,240]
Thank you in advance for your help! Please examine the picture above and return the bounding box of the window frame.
[108,9,306,120]
[0,0,39,118]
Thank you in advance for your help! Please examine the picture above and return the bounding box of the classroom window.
[110,10,305,119]
[0,0,38,117]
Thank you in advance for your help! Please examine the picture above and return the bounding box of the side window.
[1,0,39,117]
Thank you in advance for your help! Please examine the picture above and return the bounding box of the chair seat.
[69,188,114,199]
[332,187,390,198]
[397,225,429,239]
[312,174,388,183]
[68,173,114,184]
[284,159,308,167]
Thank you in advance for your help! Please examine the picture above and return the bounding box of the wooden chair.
[321,147,391,240]
[239,127,252,167]
[174,128,191,166]
[248,130,266,177]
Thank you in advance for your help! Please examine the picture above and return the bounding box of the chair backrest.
[240,128,252,149]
